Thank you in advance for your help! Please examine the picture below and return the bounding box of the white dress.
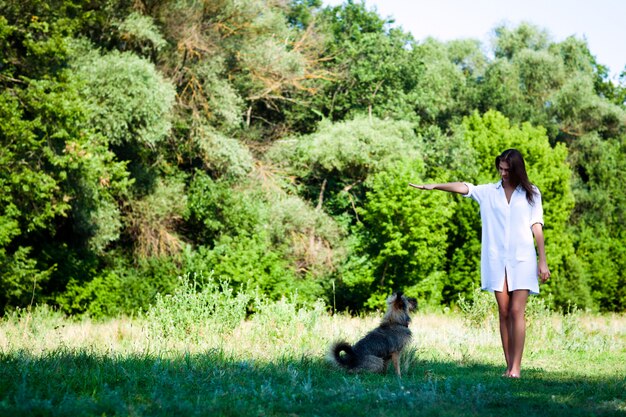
[463,181,544,294]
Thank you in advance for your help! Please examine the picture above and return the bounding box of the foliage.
[492,22,550,59]
[1,0,625,315]
[481,22,626,142]
[412,38,481,127]
[0,63,131,312]
[184,173,264,243]
[327,29,421,122]
[343,158,454,308]
[567,133,626,310]
[70,42,176,148]
[54,252,182,317]
[124,176,186,259]
[550,74,626,139]
[112,12,167,56]
[145,273,251,341]
[183,171,344,302]
[268,115,421,223]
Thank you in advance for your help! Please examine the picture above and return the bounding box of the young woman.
[410,149,550,378]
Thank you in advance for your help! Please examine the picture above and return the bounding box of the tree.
[315,1,420,122]
[155,0,330,137]
[567,133,626,310]
[267,116,421,220]
[411,38,482,128]
[492,22,550,60]
[344,158,454,309]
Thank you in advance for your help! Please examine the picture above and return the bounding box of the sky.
[322,0,626,80]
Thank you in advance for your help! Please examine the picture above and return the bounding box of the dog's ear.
[407,297,418,311]
[392,292,405,310]
[386,292,400,306]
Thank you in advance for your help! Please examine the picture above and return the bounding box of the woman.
[410,149,550,378]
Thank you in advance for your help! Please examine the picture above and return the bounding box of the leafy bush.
[184,171,344,303]
[112,12,167,55]
[0,247,55,312]
[144,273,251,342]
[270,116,420,180]
[185,173,265,243]
[56,255,181,318]
[186,236,297,298]
[247,295,327,353]
[458,287,497,329]
[70,42,176,148]
[124,176,187,259]
[189,125,253,179]
[339,158,454,309]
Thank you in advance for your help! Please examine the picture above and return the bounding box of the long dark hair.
[495,149,537,204]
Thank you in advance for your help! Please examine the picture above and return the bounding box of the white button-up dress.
[463,181,544,294]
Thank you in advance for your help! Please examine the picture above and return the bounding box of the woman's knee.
[497,304,510,319]
[509,304,526,319]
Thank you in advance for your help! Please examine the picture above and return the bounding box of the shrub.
[56,256,180,318]
[70,41,176,147]
[144,273,251,342]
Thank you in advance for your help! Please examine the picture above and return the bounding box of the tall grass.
[1,279,625,416]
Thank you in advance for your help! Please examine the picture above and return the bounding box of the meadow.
[0,283,625,417]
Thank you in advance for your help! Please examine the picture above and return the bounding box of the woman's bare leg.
[495,273,530,377]
[495,278,512,375]
[507,289,529,377]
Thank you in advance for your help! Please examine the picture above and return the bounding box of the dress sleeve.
[530,187,544,227]
[463,182,481,203]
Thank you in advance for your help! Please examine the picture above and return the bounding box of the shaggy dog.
[330,292,417,377]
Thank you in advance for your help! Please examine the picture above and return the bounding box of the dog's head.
[382,292,417,327]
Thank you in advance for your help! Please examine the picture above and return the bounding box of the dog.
[330,292,417,377]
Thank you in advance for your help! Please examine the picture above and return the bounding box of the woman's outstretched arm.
[409,182,469,195]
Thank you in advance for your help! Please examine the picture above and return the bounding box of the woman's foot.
[507,368,521,378]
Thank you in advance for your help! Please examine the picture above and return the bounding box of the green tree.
[493,22,550,59]
[315,1,413,121]
[70,41,176,149]
[154,0,330,138]
[568,133,626,310]
[184,170,344,302]
[550,74,625,140]
[267,116,421,221]
[411,38,482,128]
[0,68,133,311]
[343,158,454,309]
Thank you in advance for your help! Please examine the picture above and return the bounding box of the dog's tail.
[332,341,358,369]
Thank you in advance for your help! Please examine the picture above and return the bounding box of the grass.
[0,293,625,417]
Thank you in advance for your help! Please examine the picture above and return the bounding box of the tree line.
[1,0,625,316]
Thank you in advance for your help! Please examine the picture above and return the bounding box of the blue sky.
[322,0,626,80]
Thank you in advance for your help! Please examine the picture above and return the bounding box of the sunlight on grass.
[1,289,625,417]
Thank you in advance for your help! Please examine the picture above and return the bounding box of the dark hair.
[495,149,537,204]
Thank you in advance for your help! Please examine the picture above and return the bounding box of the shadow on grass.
[0,349,624,417]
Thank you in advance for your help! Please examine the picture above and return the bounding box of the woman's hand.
[538,260,551,283]
[409,183,436,190]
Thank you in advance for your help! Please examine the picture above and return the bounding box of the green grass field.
[1,295,625,417]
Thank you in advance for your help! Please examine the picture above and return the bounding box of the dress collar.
[495,180,522,192]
